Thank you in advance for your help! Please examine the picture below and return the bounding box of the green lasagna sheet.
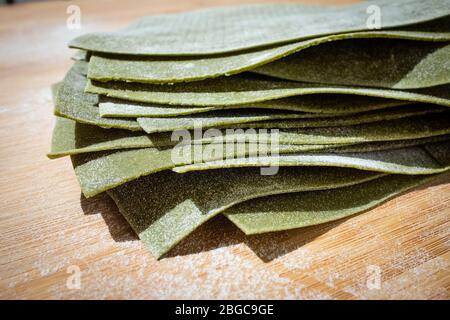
[54,66,141,131]
[88,28,450,85]
[86,74,450,107]
[62,64,434,130]
[49,116,352,158]
[48,117,172,158]
[108,167,384,258]
[133,109,338,133]
[99,98,413,118]
[66,67,419,125]
[74,140,450,197]
[71,49,90,62]
[49,115,450,159]
[225,172,450,234]
[173,140,450,175]
[136,105,448,133]
[51,110,450,160]
[99,95,414,118]
[253,40,450,89]
[99,99,220,118]
[70,0,450,55]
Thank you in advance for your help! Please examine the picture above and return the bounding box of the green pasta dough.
[99,99,220,118]
[70,0,450,55]
[61,64,419,130]
[71,144,332,197]
[136,105,448,133]
[225,172,450,234]
[49,115,450,160]
[173,140,450,175]
[141,112,450,144]
[134,109,332,133]
[253,40,450,89]
[55,65,141,131]
[48,117,172,158]
[99,95,413,117]
[87,18,450,84]
[74,140,450,197]
[108,167,385,258]
[86,73,450,107]
[71,49,89,62]
[49,116,349,158]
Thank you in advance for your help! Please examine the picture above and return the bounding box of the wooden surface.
[0,0,449,300]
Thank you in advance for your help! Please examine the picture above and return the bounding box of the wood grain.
[0,0,448,300]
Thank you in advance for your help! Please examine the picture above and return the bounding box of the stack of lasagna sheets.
[49,0,450,258]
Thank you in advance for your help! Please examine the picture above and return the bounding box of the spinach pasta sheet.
[107,167,385,258]
[136,105,448,133]
[61,63,425,129]
[225,172,450,234]
[73,140,450,198]
[107,165,449,258]
[49,115,450,159]
[54,65,141,131]
[86,74,450,107]
[173,140,450,175]
[99,95,414,117]
[70,0,450,55]
[87,26,450,85]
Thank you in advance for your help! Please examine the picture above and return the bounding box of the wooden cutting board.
[0,0,448,300]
